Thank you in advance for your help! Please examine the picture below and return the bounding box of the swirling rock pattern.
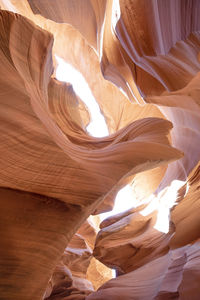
[87,241,200,300]
[0,1,200,299]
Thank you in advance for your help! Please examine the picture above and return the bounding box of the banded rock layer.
[0,1,200,299]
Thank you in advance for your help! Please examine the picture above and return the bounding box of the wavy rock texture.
[93,208,175,274]
[87,241,200,300]
[0,1,200,300]
[44,219,112,299]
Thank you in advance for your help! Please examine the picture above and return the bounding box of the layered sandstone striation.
[0,1,200,299]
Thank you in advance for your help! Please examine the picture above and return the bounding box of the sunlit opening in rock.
[100,184,134,221]
[55,57,183,240]
[111,0,121,31]
[141,180,186,233]
[56,56,109,138]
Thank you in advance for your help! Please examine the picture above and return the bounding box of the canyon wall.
[0,1,200,299]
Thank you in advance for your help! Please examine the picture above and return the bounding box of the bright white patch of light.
[111,0,121,32]
[141,180,185,233]
[100,185,134,221]
[1,0,18,12]
[112,269,116,278]
[56,56,109,138]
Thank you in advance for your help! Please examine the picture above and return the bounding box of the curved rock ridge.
[0,0,167,132]
[0,8,182,300]
[0,1,200,299]
[0,10,181,209]
[111,0,200,97]
[93,208,174,274]
[87,241,200,300]
[147,71,200,192]
[1,1,200,100]
[90,156,200,299]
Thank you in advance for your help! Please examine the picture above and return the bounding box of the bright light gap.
[55,56,135,220]
[55,57,184,277]
[56,56,109,138]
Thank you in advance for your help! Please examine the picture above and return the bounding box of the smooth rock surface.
[0,1,200,299]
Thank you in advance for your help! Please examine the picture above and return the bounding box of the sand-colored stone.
[0,1,200,299]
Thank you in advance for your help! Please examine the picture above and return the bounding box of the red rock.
[0,1,200,299]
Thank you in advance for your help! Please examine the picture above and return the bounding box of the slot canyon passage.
[1,0,200,299]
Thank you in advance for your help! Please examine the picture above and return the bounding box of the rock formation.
[0,1,200,299]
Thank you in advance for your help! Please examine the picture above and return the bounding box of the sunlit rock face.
[0,1,200,299]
